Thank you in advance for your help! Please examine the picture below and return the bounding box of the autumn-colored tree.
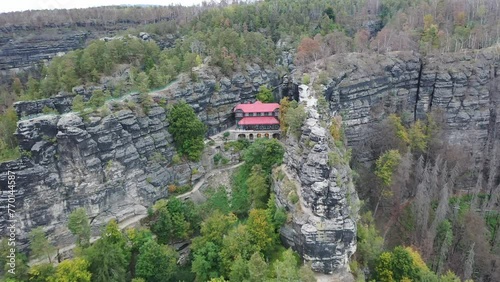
[295,37,321,66]
[247,209,276,255]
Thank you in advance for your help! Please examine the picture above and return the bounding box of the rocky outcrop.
[0,95,207,249]
[293,46,500,161]
[0,65,279,250]
[0,26,177,76]
[0,31,88,72]
[273,88,358,275]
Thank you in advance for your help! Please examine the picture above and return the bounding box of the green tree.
[87,90,110,109]
[375,149,401,187]
[72,95,85,112]
[266,194,287,230]
[126,227,153,253]
[3,252,29,281]
[246,165,269,209]
[274,249,300,281]
[28,263,56,282]
[68,208,91,248]
[408,120,428,153]
[25,77,41,100]
[356,211,384,269]
[284,104,307,137]
[48,258,92,282]
[247,209,276,255]
[135,72,150,94]
[247,252,268,282]
[229,256,249,282]
[256,86,274,103]
[83,220,129,282]
[167,101,207,161]
[374,246,434,282]
[151,198,198,244]
[243,138,284,173]
[192,241,222,281]
[135,240,178,282]
[0,107,20,161]
[192,211,237,249]
[28,227,56,262]
[299,264,317,282]
[220,224,256,276]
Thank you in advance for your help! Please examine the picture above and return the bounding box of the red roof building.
[233,101,280,131]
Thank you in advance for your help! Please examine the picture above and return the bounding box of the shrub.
[223,132,230,140]
[329,116,344,142]
[328,151,342,167]
[172,154,182,164]
[168,184,177,193]
[72,95,85,112]
[42,106,58,115]
[318,71,329,85]
[214,153,223,165]
[289,191,299,204]
[302,74,311,85]
[151,152,167,164]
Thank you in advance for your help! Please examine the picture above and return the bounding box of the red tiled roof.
[238,116,279,125]
[234,101,280,113]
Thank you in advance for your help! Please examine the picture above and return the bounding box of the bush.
[302,74,311,85]
[42,106,58,115]
[214,153,223,165]
[72,95,86,112]
[168,184,177,193]
[329,116,344,142]
[172,154,182,164]
[150,152,167,164]
[289,191,299,204]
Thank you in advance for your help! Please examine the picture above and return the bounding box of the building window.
[264,112,269,116]
[249,113,254,116]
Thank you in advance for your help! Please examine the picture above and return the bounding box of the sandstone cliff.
[0,65,278,250]
[272,110,358,275]
[1,45,500,273]
[309,46,500,162]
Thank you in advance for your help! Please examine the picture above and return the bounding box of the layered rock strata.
[317,47,500,160]
[273,86,358,274]
[0,65,278,250]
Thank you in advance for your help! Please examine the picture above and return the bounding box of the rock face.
[273,89,358,274]
[0,65,279,250]
[0,26,177,80]
[300,46,500,162]
[0,99,205,249]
